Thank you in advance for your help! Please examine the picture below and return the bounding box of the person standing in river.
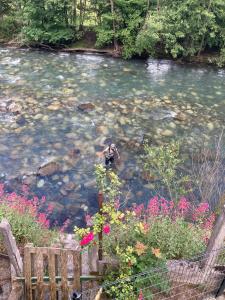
[102,143,120,168]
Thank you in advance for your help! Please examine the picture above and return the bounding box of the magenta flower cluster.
[0,183,53,228]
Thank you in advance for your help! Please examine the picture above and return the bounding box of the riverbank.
[0,38,221,67]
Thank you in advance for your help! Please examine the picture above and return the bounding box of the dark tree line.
[0,0,225,64]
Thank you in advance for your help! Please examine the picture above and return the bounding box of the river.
[0,47,225,229]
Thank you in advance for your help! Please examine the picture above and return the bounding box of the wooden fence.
[24,245,81,300]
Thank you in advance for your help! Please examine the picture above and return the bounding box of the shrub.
[95,164,122,201]
[0,184,57,247]
[217,48,225,67]
[141,141,191,202]
[74,196,214,299]
[0,16,21,41]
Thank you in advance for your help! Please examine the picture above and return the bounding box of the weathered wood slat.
[48,249,57,300]
[0,219,23,276]
[23,246,82,299]
[36,248,44,300]
[28,247,61,255]
[73,251,81,291]
[24,245,32,300]
[61,249,68,300]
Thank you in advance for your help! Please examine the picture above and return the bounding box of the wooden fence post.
[0,219,24,300]
[98,192,103,261]
[201,205,225,273]
[0,219,23,276]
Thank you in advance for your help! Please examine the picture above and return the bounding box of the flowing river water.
[0,47,225,229]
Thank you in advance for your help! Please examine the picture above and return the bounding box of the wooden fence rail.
[24,245,81,300]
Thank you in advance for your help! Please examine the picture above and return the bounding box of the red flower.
[103,225,111,235]
[80,232,94,246]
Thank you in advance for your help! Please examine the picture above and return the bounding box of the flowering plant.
[0,183,56,247]
[74,195,215,299]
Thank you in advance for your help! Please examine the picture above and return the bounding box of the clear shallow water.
[0,47,225,229]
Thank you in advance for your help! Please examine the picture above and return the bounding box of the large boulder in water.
[37,161,61,176]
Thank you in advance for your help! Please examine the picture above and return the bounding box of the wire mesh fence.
[80,247,225,300]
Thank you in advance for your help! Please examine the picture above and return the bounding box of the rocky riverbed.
[0,47,225,229]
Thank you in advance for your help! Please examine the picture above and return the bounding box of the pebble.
[207,122,214,130]
[37,179,45,188]
[34,114,43,120]
[81,204,88,212]
[63,175,70,184]
[47,102,62,110]
[169,122,176,129]
[161,129,174,137]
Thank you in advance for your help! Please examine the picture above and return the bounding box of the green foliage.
[21,0,75,45]
[217,48,225,67]
[0,17,20,40]
[75,198,210,299]
[1,0,225,59]
[142,141,190,201]
[94,0,148,58]
[146,216,206,259]
[94,164,122,201]
[137,0,225,59]
[0,204,56,246]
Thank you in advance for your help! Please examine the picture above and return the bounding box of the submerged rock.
[16,116,27,126]
[174,112,188,122]
[37,161,61,176]
[78,103,95,112]
[47,102,62,111]
[161,129,174,137]
[8,102,22,114]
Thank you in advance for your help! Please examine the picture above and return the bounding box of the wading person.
[102,143,120,168]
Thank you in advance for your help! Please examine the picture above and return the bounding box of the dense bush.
[0,184,56,247]
[1,0,225,61]
[75,191,214,299]
[141,141,191,202]
[0,17,21,41]
[136,0,225,59]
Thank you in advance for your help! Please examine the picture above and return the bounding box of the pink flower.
[80,232,94,246]
[148,196,159,216]
[160,198,169,215]
[177,197,190,215]
[193,203,209,221]
[103,225,111,235]
[203,213,215,230]
[85,214,93,226]
[138,289,144,300]
[133,204,144,216]
[114,199,120,210]
[38,213,50,228]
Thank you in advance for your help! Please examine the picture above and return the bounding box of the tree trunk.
[157,0,160,13]
[198,0,212,56]
[147,0,150,11]
[109,0,118,51]
[73,0,77,26]
[79,0,83,30]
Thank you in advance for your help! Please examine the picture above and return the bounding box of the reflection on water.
[0,47,225,229]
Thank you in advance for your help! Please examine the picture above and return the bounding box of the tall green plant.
[142,141,190,201]
[95,164,122,201]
